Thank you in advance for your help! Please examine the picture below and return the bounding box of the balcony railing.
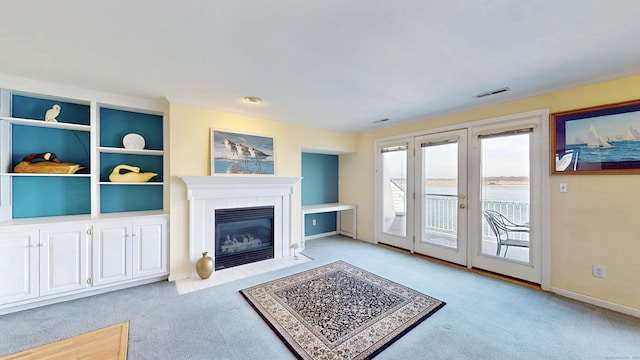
[388,180,529,240]
[424,194,529,239]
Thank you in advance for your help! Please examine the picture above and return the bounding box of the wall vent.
[475,87,511,98]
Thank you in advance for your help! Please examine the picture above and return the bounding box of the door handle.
[459,204,466,209]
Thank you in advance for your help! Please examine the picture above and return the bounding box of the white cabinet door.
[132,217,168,278]
[0,229,39,304]
[92,222,132,286]
[39,225,89,296]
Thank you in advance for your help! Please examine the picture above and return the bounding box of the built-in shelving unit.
[97,107,164,214]
[0,93,92,219]
[0,85,169,314]
[0,88,166,221]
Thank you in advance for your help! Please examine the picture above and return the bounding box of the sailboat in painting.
[622,126,640,141]
[586,125,613,149]
[622,129,636,141]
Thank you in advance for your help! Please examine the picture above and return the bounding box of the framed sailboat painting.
[551,99,640,174]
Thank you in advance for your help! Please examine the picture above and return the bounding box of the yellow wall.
[168,75,640,311]
[341,74,640,310]
[168,103,357,276]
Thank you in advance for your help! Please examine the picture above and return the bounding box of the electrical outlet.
[592,265,605,278]
[312,218,317,226]
[559,183,568,193]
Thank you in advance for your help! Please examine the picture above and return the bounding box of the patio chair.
[483,210,529,257]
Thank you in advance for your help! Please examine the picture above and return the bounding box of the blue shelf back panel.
[100,108,163,150]
[100,185,163,213]
[301,153,338,205]
[12,125,91,173]
[304,212,337,235]
[12,176,91,218]
[301,153,339,236]
[12,95,90,125]
[99,153,163,183]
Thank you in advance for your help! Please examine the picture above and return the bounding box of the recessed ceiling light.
[244,96,263,104]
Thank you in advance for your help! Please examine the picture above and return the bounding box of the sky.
[383,134,530,179]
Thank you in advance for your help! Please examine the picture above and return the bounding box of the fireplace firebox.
[214,206,275,270]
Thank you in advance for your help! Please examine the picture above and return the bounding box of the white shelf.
[302,203,357,214]
[0,116,91,132]
[97,146,164,156]
[301,202,357,241]
[99,182,163,185]
[1,172,91,177]
[0,211,166,227]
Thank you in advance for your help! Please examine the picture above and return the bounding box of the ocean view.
[426,185,529,202]
[391,178,530,203]
[567,141,640,163]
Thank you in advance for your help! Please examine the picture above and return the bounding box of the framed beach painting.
[551,99,640,174]
[211,129,275,175]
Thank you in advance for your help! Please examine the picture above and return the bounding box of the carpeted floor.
[241,261,444,359]
[0,236,639,359]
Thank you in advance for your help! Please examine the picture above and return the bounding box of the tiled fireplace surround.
[180,176,301,279]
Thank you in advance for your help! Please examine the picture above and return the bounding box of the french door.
[376,140,414,250]
[467,118,544,283]
[413,130,468,265]
[376,111,546,284]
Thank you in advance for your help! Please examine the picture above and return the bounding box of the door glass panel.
[480,133,530,263]
[381,146,407,237]
[421,141,458,248]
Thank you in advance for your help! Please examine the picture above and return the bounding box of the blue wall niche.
[301,153,338,236]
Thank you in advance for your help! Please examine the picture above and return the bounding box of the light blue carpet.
[0,236,639,359]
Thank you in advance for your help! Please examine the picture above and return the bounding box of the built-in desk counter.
[301,203,357,245]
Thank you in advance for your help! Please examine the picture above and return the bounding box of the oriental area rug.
[240,261,445,360]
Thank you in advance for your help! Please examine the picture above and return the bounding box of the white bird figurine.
[45,104,61,122]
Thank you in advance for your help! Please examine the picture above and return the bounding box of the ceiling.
[1,1,640,133]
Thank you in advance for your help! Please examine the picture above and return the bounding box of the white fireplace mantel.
[181,176,299,200]
[180,176,300,277]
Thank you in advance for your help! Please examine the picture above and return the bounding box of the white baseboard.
[0,276,167,316]
[304,231,338,241]
[168,272,190,282]
[550,287,640,318]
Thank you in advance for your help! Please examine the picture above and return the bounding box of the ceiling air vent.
[475,87,511,98]
[373,118,391,124]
